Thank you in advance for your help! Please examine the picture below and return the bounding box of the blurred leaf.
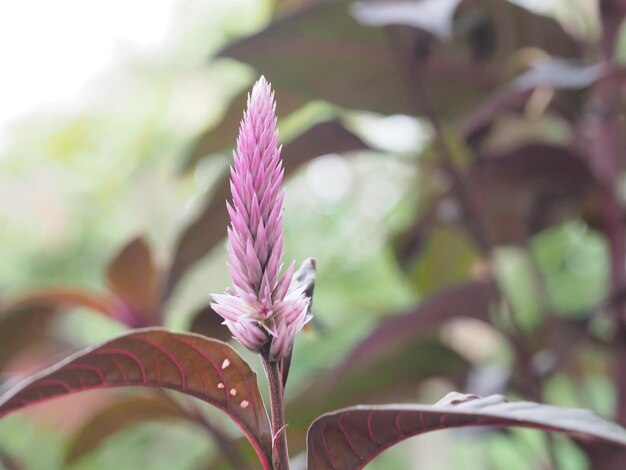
[334,280,496,375]
[106,236,160,325]
[188,305,232,342]
[397,221,481,294]
[463,60,609,140]
[280,120,367,173]
[0,305,57,372]
[203,436,263,470]
[415,226,479,292]
[0,445,21,470]
[217,1,416,116]
[512,59,607,91]
[468,143,598,245]
[219,0,585,119]
[579,441,626,470]
[286,338,469,453]
[0,328,272,468]
[0,288,121,371]
[163,120,368,302]
[66,394,189,464]
[350,0,462,39]
[6,288,116,318]
[182,87,306,172]
[306,392,626,469]
[478,0,582,60]
[599,0,626,56]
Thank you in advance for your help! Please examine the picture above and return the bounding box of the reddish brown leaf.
[0,305,59,371]
[218,0,580,119]
[0,289,118,372]
[286,338,469,454]
[467,143,598,245]
[218,2,415,115]
[283,282,492,453]
[307,393,626,469]
[106,236,160,326]
[7,287,117,318]
[334,280,496,375]
[181,87,306,172]
[0,329,272,468]
[189,304,232,342]
[163,120,367,302]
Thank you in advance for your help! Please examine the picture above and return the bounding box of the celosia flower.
[211,76,311,361]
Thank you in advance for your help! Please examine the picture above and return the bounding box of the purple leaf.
[462,60,610,139]
[286,339,468,454]
[106,236,160,326]
[0,328,272,469]
[0,304,60,372]
[181,86,306,172]
[217,1,582,118]
[335,281,495,374]
[468,143,598,245]
[307,393,626,469]
[217,2,417,116]
[188,304,233,342]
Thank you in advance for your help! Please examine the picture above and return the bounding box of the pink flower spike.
[210,76,310,361]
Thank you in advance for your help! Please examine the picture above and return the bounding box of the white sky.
[0,0,178,127]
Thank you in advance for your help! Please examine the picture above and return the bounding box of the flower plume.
[211,76,310,361]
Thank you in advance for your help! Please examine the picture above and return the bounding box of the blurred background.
[0,0,624,468]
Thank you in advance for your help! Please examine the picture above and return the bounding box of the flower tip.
[251,75,273,102]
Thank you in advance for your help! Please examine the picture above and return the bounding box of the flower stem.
[263,356,290,470]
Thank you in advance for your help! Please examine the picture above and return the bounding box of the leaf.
[188,304,233,342]
[306,392,626,469]
[181,86,306,172]
[66,394,189,464]
[286,338,469,455]
[462,60,609,140]
[217,1,416,116]
[467,143,598,245]
[511,59,608,91]
[106,236,160,325]
[0,291,115,372]
[0,445,21,470]
[217,0,582,118]
[6,287,117,318]
[350,0,462,39]
[334,280,496,375]
[285,281,493,446]
[406,224,480,294]
[0,305,59,371]
[163,120,367,302]
[0,328,272,468]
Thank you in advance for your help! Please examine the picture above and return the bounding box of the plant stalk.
[263,356,290,470]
